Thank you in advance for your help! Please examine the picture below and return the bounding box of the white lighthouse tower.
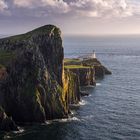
[91,50,96,58]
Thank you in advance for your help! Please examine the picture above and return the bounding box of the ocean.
[1,35,140,140]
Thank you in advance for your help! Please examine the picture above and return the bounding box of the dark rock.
[64,70,81,105]
[82,58,112,79]
[94,65,105,79]
[102,66,112,75]
[0,25,68,123]
[0,106,18,131]
[80,91,89,96]
[66,68,96,86]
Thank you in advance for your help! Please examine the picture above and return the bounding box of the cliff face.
[66,68,96,86]
[64,70,80,105]
[82,58,112,79]
[0,106,18,131]
[0,25,68,124]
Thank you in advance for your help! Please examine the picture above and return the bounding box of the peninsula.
[0,25,111,131]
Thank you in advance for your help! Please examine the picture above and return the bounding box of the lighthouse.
[92,50,96,58]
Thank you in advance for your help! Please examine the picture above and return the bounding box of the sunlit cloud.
[128,0,140,15]
[69,0,133,17]
[13,0,69,13]
[9,0,133,18]
[0,0,140,35]
[1,0,140,18]
[0,0,8,12]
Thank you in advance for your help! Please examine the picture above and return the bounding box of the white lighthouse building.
[91,50,96,58]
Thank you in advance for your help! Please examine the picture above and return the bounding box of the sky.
[0,0,140,35]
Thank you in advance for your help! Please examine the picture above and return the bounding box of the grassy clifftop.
[0,51,15,67]
[0,25,61,43]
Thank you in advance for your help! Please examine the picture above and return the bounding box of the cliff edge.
[0,25,69,128]
[0,25,111,131]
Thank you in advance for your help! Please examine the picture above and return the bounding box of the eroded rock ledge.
[64,58,111,85]
[0,25,111,131]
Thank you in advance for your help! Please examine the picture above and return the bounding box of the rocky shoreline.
[0,25,111,131]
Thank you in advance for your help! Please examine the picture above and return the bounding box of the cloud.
[41,0,69,13]
[128,0,140,15]
[3,0,139,18]
[0,0,8,12]
[13,0,33,7]
[13,0,69,13]
[69,0,133,17]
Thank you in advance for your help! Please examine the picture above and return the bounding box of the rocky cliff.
[0,25,74,130]
[0,25,111,131]
[82,58,112,79]
[64,70,80,105]
[0,106,18,131]
[65,67,96,86]
[64,58,111,85]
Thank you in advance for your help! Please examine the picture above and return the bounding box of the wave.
[57,117,80,122]
[84,94,92,98]
[13,127,25,134]
[70,110,77,115]
[96,83,101,86]
[4,135,12,139]
[45,116,80,124]
[82,115,94,120]
[79,99,88,106]
[69,99,88,108]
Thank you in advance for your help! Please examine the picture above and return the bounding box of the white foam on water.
[70,110,76,115]
[45,120,52,125]
[84,94,92,98]
[13,127,25,134]
[82,115,94,120]
[4,135,12,139]
[96,83,101,86]
[45,116,80,124]
[57,117,80,123]
[79,99,88,106]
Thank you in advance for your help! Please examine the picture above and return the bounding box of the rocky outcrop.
[82,58,112,79]
[64,70,80,105]
[0,25,68,126]
[0,106,18,131]
[64,57,111,85]
[66,68,96,86]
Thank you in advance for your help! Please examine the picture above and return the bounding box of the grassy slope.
[0,51,15,67]
[0,25,60,43]
[64,58,91,69]
[64,65,90,69]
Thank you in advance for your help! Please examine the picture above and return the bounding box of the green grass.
[28,25,60,35]
[0,51,15,66]
[64,58,93,69]
[64,58,82,66]
[0,25,60,43]
[64,58,81,63]
[0,64,4,69]
[64,65,90,69]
